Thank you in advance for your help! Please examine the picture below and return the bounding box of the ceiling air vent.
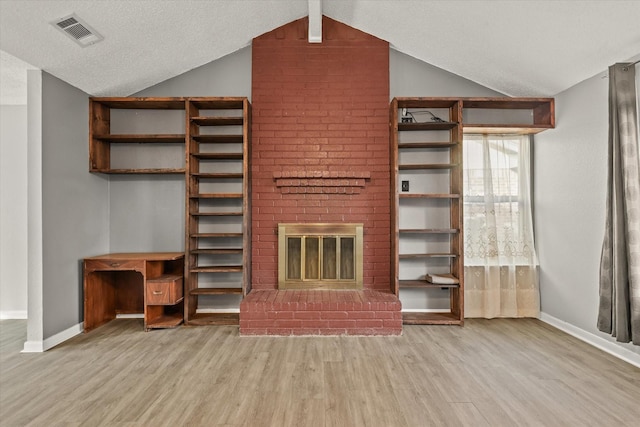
[51,14,103,47]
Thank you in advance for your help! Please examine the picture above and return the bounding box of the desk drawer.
[86,259,145,272]
[146,275,183,305]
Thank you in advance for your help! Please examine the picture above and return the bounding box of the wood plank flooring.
[1,319,639,426]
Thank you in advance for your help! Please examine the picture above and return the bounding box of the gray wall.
[41,72,109,338]
[108,46,252,253]
[534,68,640,357]
[390,49,502,98]
[0,105,28,317]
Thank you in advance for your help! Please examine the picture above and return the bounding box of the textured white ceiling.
[1,0,640,104]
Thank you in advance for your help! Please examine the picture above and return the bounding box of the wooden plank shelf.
[192,135,244,143]
[93,134,185,143]
[399,228,458,234]
[92,97,186,109]
[190,288,243,295]
[191,117,243,126]
[192,153,243,160]
[190,233,244,238]
[191,249,243,255]
[399,280,460,289]
[402,312,462,325]
[399,193,461,199]
[191,193,243,199]
[146,313,184,329]
[92,168,186,174]
[398,142,457,149]
[190,212,243,217]
[398,122,458,131]
[191,172,244,179]
[189,98,246,109]
[463,124,552,135]
[399,164,458,170]
[399,253,458,259]
[190,266,243,273]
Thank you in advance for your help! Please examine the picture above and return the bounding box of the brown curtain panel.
[598,63,640,345]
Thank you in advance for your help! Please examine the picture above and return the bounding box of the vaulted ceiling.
[1,0,640,104]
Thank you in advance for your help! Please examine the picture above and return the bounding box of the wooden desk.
[83,252,184,332]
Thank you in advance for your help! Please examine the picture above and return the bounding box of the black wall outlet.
[401,180,409,192]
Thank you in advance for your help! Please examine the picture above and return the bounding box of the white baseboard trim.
[539,312,640,369]
[22,322,83,353]
[401,309,450,313]
[0,310,28,319]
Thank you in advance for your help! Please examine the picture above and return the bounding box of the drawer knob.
[110,262,120,267]
[153,291,163,295]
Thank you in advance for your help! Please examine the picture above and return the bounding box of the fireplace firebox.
[278,223,363,290]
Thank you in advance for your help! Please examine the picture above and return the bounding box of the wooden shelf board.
[398,122,458,131]
[93,134,185,143]
[190,212,243,217]
[399,253,458,259]
[395,98,460,109]
[191,117,243,126]
[191,193,243,199]
[146,313,184,329]
[402,311,463,325]
[189,98,246,109]
[399,193,460,199]
[190,266,243,273]
[186,312,240,326]
[192,135,244,143]
[91,168,185,174]
[399,164,458,170]
[399,280,459,289]
[190,233,243,238]
[91,97,186,109]
[399,228,458,234]
[190,287,243,295]
[191,173,244,179]
[398,142,457,149]
[463,125,552,135]
[461,97,553,110]
[192,153,243,160]
[191,249,243,255]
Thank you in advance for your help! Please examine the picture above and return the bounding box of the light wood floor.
[1,319,638,427]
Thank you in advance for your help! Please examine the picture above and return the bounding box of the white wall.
[535,63,640,359]
[0,105,28,318]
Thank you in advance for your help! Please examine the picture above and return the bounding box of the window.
[463,134,537,266]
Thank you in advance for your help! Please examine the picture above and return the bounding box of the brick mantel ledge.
[273,170,371,194]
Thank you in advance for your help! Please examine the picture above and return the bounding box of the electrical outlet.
[401,180,409,192]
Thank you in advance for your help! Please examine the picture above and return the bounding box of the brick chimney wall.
[251,16,390,291]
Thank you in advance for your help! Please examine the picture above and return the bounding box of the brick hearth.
[240,290,402,336]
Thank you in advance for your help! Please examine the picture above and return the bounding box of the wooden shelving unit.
[88,96,251,328]
[89,97,187,174]
[184,98,251,326]
[390,96,554,325]
[391,98,464,325]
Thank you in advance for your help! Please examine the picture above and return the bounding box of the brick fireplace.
[239,16,402,335]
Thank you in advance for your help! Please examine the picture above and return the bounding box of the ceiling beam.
[308,0,322,43]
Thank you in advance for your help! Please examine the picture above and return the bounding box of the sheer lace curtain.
[463,134,540,318]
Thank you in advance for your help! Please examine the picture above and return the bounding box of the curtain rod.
[622,60,639,71]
